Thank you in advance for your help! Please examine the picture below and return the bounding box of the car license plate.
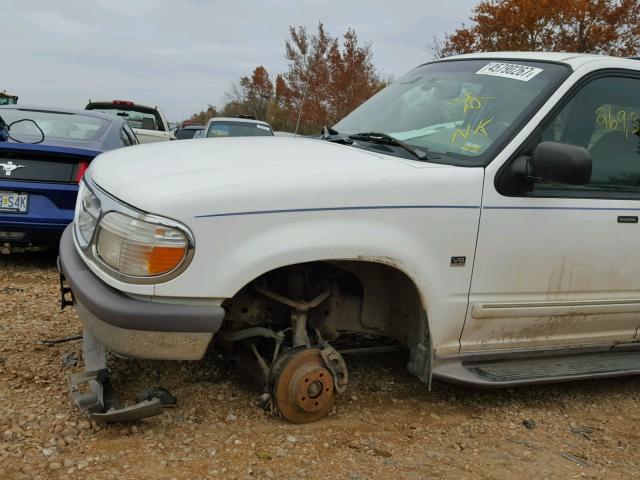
[0,191,28,213]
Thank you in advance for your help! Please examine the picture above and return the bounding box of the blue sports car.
[0,106,138,252]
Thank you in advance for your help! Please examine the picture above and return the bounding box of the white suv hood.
[90,136,450,218]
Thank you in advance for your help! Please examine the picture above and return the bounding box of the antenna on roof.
[294,79,310,137]
[294,55,315,137]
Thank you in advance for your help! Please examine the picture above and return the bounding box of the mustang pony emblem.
[0,160,26,176]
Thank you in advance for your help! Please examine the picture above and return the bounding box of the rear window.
[0,109,109,142]
[206,121,273,138]
[176,128,203,139]
[87,105,165,132]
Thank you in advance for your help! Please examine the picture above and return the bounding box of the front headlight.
[96,211,189,277]
[76,183,101,246]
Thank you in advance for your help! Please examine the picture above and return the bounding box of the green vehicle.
[0,91,18,106]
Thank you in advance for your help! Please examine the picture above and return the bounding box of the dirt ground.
[1,252,639,480]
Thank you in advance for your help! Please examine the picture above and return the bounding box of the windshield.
[333,59,569,166]
[88,105,164,131]
[0,108,109,142]
[206,121,273,138]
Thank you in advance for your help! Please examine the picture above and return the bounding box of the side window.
[123,124,139,145]
[120,127,132,146]
[535,76,640,195]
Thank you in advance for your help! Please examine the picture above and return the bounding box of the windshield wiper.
[348,132,428,161]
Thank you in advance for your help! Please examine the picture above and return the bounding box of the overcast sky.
[2,0,477,121]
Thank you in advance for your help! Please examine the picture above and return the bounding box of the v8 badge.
[450,256,466,267]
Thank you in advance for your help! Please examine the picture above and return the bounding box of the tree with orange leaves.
[219,23,386,134]
[239,66,274,121]
[223,66,274,121]
[436,0,640,57]
[282,23,386,134]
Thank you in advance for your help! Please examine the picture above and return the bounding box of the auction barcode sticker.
[476,62,543,81]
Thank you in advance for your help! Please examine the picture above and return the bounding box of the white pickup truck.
[60,52,640,423]
[86,100,175,144]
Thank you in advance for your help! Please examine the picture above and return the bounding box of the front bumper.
[58,224,225,360]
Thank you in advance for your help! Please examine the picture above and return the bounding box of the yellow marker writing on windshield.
[451,125,470,143]
[451,118,494,143]
[473,117,493,136]
[450,93,495,114]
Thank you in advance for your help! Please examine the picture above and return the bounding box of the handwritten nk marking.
[451,125,471,143]
[473,117,493,136]
[451,117,494,144]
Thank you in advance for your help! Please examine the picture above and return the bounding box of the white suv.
[61,52,640,423]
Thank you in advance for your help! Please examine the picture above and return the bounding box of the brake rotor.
[271,348,336,424]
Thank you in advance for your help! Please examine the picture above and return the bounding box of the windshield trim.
[417,56,573,70]
[335,58,573,168]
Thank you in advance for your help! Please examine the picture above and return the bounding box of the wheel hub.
[294,366,333,413]
[307,380,322,398]
[272,348,336,423]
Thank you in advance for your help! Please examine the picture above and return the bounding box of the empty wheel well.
[222,260,432,385]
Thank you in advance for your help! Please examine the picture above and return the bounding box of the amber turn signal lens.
[146,246,186,275]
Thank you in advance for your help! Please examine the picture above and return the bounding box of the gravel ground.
[1,252,640,480]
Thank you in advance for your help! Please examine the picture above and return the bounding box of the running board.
[433,349,640,387]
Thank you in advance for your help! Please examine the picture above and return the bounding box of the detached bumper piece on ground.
[68,367,164,423]
[61,307,176,422]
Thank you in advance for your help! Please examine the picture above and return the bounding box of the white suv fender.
[157,184,483,357]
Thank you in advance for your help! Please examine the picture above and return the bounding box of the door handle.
[617,215,638,224]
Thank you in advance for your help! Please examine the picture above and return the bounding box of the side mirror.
[527,141,592,186]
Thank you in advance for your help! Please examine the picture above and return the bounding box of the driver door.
[461,72,640,352]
